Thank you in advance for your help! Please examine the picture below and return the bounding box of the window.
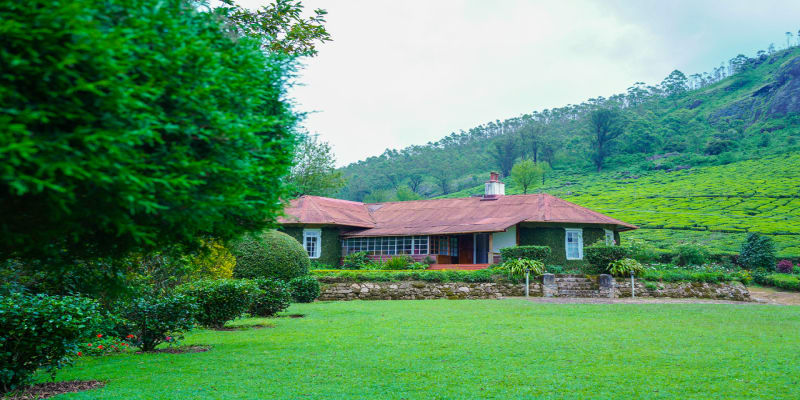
[342,236,429,256]
[565,229,583,260]
[450,237,458,256]
[303,229,321,259]
[604,229,615,245]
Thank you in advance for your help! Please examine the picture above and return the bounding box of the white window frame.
[604,229,615,245]
[565,228,584,260]
[303,229,321,259]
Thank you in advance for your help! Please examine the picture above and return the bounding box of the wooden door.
[458,234,473,264]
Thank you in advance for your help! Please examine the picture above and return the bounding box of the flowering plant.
[78,334,133,356]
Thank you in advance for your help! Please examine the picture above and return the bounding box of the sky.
[234,0,800,166]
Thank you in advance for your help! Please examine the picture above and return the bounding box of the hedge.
[641,269,750,284]
[499,246,551,262]
[755,273,800,291]
[584,243,630,274]
[311,269,506,283]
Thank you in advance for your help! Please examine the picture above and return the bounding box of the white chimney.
[484,172,505,197]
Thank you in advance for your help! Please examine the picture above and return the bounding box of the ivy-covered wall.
[280,225,342,267]
[517,223,608,267]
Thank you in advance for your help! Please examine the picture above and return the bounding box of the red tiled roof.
[280,194,637,235]
[278,196,375,228]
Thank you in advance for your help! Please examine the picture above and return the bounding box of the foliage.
[756,273,800,291]
[0,293,100,392]
[384,255,414,270]
[251,278,292,317]
[423,256,436,265]
[117,292,197,352]
[587,108,626,172]
[408,262,429,270]
[311,269,503,283]
[608,258,644,277]
[286,133,346,197]
[176,279,259,329]
[79,334,133,357]
[777,259,795,274]
[288,276,320,303]
[219,0,331,56]
[641,267,750,284]
[231,230,310,281]
[584,242,630,274]
[671,243,709,266]
[188,240,236,281]
[510,160,544,194]
[341,251,370,270]
[501,259,545,279]
[499,246,552,262]
[623,239,659,263]
[739,233,776,270]
[0,0,298,267]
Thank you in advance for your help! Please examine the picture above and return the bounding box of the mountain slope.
[337,46,800,257]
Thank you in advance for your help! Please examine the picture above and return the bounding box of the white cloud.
[233,0,800,165]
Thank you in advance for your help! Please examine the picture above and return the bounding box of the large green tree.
[587,108,625,172]
[0,0,301,267]
[510,160,544,194]
[288,133,346,197]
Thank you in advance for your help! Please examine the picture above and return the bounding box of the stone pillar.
[598,274,616,298]
[542,273,557,297]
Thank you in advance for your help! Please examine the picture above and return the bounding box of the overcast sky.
[234,0,800,166]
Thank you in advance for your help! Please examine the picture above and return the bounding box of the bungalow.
[278,173,637,267]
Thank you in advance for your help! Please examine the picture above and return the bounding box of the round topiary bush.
[231,230,310,281]
[288,276,321,303]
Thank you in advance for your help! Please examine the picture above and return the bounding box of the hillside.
[336,46,800,257]
[442,153,799,257]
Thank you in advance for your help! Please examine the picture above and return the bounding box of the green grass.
[46,300,800,399]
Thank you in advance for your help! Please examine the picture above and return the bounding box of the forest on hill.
[333,38,800,257]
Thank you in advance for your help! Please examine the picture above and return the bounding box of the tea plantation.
[447,152,800,257]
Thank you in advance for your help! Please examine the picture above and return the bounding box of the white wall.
[491,225,516,253]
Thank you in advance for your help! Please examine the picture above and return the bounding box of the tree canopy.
[0,0,300,265]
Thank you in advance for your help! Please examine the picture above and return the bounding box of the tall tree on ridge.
[489,134,519,178]
[587,108,625,172]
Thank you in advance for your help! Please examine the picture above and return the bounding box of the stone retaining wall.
[318,274,751,301]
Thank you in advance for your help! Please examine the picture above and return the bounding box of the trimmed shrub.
[384,255,413,269]
[777,259,794,274]
[177,279,259,328]
[118,292,197,352]
[231,230,310,281]
[608,258,644,277]
[1,293,100,392]
[671,243,709,266]
[739,233,776,270]
[499,245,552,262]
[251,278,292,317]
[341,251,370,270]
[311,269,502,283]
[584,242,629,274]
[288,276,321,303]
[759,274,800,291]
[641,269,749,284]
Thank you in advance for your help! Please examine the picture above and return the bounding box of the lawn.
[48,300,800,399]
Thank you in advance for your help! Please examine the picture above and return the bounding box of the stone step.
[557,290,602,296]
[558,284,597,289]
[555,277,594,282]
